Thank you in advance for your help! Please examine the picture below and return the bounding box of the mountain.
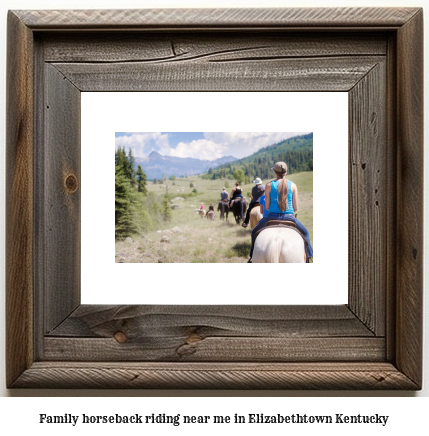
[134,151,237,180]
[201,133,313,181]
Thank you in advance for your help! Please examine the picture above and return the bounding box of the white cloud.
[171,139,228,161]
[156,134,172,157]
[203,132,308,159]
[115,132,168,158]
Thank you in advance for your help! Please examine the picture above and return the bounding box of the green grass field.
[115,172,313,263]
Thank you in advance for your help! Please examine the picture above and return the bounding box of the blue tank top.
[268,179,294,214]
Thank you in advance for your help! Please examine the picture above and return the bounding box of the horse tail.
[266,237,282,263]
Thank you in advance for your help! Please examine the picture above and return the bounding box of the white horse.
[252,227,306,263]
[250,206,263,229]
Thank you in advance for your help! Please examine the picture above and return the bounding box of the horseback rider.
[220,187,229,202]
[230,182,243,207]
[247,161,313,263]
[242,177,265,228]
[206,203,215,218]
[218,188,230,220]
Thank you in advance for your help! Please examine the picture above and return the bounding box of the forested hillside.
[115,147,164,239]
[201,133,312,182]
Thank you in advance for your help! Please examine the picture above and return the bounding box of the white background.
[0,0,427,423]
[82,92,348,305]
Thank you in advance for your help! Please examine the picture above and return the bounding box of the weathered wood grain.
[33,37,46,361]
[11,362,419,390]
[47,305,374,338]
[52,56,384,92]
[44,337,385,362]
[385,34,398,363]
[348,62,386,335]
[14,8,420,29]
[42,33,388,63]
[6,11,34,389]
[44,305,379,362]
[395,9,424,388]
[43,64,81,333]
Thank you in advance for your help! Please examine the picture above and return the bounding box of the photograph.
[114,132,313,264]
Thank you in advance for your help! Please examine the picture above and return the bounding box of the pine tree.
[115,164,138,238]
[162,196,173,222]
[115,146,123,165]
[115,149,171,238]
[126,148,136,182]
[136,165,148,195]
[115,146,136,185]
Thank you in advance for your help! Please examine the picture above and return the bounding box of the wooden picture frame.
[6,7,423,389]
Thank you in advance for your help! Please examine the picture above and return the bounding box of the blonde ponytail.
[273,169,288,212]
[277,177,288,212]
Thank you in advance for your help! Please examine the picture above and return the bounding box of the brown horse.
[231,197,248,225]
[217,201,230,222]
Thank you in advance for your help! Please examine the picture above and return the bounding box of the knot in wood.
[114,331,128,343]
[186,333,203,344]
[64,174,78,193]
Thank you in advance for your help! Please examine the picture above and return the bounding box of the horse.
[199,209,206,218]
[252,227,306,263]
[206,210,215,220]
[231,197,248,225]
[249,206,263,229]
[217,201,229,222]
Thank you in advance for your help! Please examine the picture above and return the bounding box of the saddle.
[230,196,243,207]
[265,220,296,228]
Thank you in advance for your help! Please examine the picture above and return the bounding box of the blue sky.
[115,132,310,161]
[115,132,204,149]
